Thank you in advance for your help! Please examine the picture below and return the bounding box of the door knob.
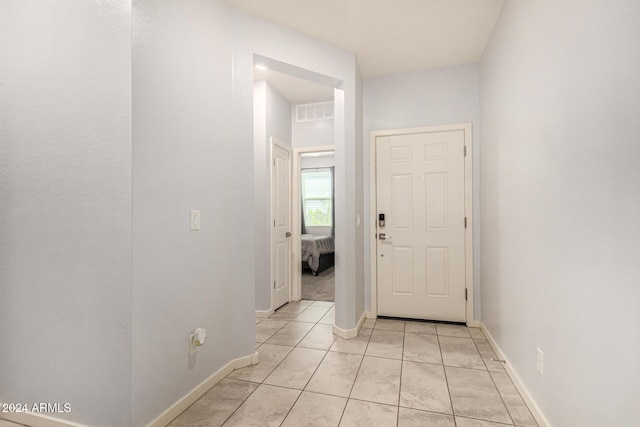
[285,232,292,237]
[379,233,391,240]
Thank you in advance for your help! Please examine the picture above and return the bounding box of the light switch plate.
[190,210,200,231]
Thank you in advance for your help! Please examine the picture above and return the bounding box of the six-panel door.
[376,130,466,322]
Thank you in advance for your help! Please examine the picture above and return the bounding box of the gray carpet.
[301,266,335,302]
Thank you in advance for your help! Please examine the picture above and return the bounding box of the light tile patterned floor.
[169,301,538,427]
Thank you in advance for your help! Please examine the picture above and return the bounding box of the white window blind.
[301,168,332,227]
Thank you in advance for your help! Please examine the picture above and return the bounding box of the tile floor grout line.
[296,300,339,425]
[257,342,300,350]
[255,317,292,343]
[350,353,403,362]
[218,378,263,427]
[473,333,494,373]
[509,376,539,426]
[482,359,537,427]
[396,403,461,418]
[260,328,319,384]
[277,387,304,427]
[451,324,515,426]
[442,364,498,373]
[437,328,458,427]
[237,343,294,383]
[337,317,375,426]
[261,346,327,389]
[348,334,373,400]
[300,342,332,390]
[347,322,375,399]
[254,309,304,377]
[276,330,337,426]
[227,377,263,385]
[485,367,519,427]
[396,325,407,426]
[255,301,334,426]
[288,302,332,323]
[456,414,515,426]
[263,321,318,347]
[288,313,325,345]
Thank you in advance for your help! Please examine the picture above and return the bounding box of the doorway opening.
[296,150,335,303]
[252,54,340,318]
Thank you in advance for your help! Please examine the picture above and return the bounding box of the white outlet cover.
[190,209,201,231]
[189,334,199,356]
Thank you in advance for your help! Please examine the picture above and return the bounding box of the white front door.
[376,130,467,322]
[272,138,292,310]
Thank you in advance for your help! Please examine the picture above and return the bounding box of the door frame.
[369,124,474,323]
[291,145,335,302]
[271,137,293,310]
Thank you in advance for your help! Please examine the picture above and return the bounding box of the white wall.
[132,1,255,425]
[231,9,364,330]
[254,80,292,311]
[301,154,335,169]
[253,81,268,311]
[0,2,132,426]
[267,83,293,147]
[354,66,365,320]
[292,110,334,148]
[480,1,640,425]
[363,64,481,317]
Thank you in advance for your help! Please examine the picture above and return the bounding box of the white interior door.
[376,130,466,322]
[272,138,292,310]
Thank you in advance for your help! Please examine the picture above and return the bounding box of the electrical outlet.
[190,209,201,231]
[536,347,544,375]
[189,333,199,356]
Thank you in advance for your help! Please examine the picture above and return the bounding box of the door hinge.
[464,217,467,228]
[273,281,276,289]
[274,219,276,227]
[464,146,467,157]
[273,158,276,166]
[465,288,468,300]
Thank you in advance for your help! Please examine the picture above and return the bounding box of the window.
[302,168,332,226]
[295,101,334,123]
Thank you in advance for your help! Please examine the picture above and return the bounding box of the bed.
[301,234,335,275]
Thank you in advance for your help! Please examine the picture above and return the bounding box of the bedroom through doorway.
[299,151,335,303]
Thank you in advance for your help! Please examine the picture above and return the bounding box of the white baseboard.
[479,322,550,427]
[466,319,481,328]
[0,411,90,427]
[1,352,259,427]
[333,311,367,339]
[365,311,375,319]
[0,353,259,427]
[255,308,274,318]
[146,351,259,427]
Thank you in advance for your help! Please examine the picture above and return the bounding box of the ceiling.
[254,67,335,104]
[228,0,504,78]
